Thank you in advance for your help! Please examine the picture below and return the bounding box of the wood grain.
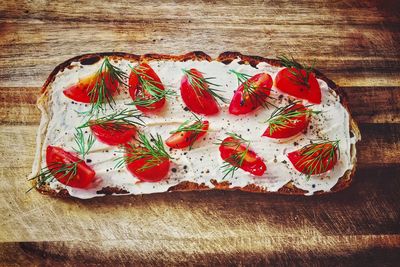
[0,166,399,265]
[0,1,399,87]
[0,236,399,266]
[0,0,399,265]
[2,165,399,239]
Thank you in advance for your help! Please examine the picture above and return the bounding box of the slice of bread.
[30,51,360,198]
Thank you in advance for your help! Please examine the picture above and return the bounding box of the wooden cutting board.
[0,0,399,265]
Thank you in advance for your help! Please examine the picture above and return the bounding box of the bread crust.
[31,51,360,198]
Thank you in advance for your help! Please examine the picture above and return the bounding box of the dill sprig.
[73,128,95,158]
[27,161,79,193]
[229,69,275,108]
[130,64,176,108]
[182,69,228,105]
[277,55,315,88]
[79,109,145,131]
[170,113,205,134]
[85,57,127,115]
[170,113,207,150]
[216,132,250,179]
[296,140,340,178]
[266,101,321,135]
[115,132,172,172]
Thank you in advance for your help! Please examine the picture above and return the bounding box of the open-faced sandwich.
[29,52,360,199]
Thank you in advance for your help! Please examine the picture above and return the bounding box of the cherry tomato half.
[129,63,166,112]
[263,103,309,139]
[229,73,273,115]
[90,123,137,146]
[166,121,209,149]
[63,71,119,103]
[275,68,321,104]
[219,136,266,176]
[46,145,96,188]
[180,68,219,115]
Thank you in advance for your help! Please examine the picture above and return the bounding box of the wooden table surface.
[0,0,399,265]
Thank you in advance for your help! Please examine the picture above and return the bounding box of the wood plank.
[0,166,399,260]
[1,0,399,25]
[0,87,39,125]
[345,87,400,123]
[2,163,400,236]
[0,86,400,124]
[357,123,400,167]
[0,236,399,266]
[0,0,399,87]
[0,21,398,87]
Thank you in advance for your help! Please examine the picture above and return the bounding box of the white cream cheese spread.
[35,57,357,199]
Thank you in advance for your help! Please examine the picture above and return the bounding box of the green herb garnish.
[182,69,228,105]
[130,64,176,108]
[115,132,172,172]
[229,69,275,108]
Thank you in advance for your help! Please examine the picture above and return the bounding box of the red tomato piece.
[125,147,170,182]
[166,120,209,149]
[263,103,310,139]
[287,141,339,176]
[46,145,96,188]
[63,71,119,103]
[275,68,321,104]
[90,123,137,146]
[180,68,219,115]
[229,73,273,115]
[129,63,166,112]
[219,136,266,176]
